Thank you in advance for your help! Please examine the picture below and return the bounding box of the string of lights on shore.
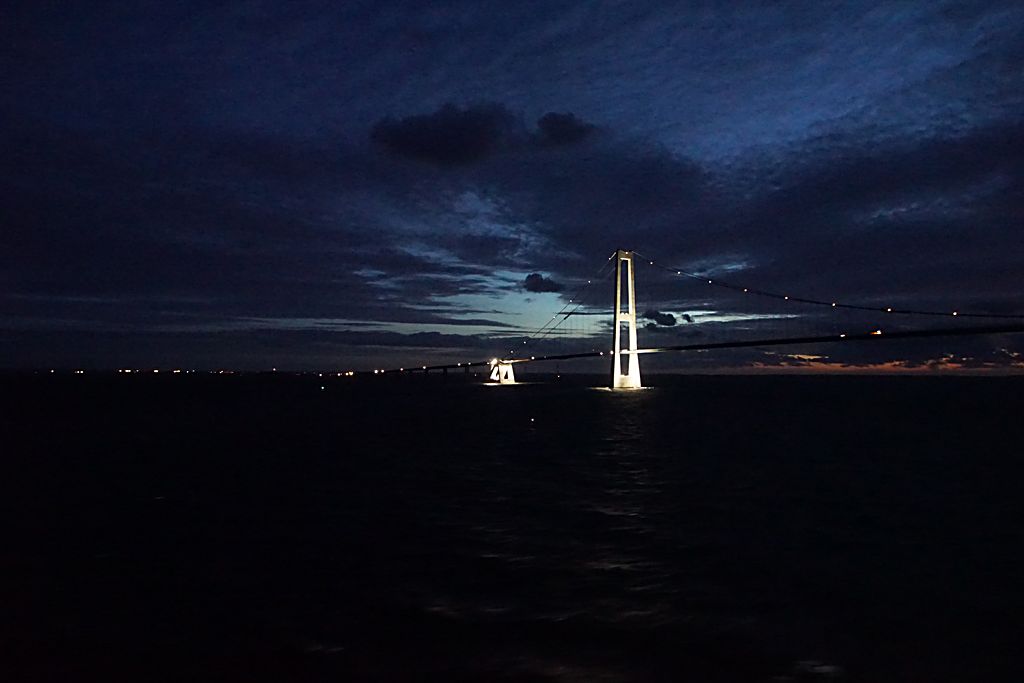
[631,251,1024,320]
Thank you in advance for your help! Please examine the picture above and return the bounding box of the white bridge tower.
[612,249,643,389]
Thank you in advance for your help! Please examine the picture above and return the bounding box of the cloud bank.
[1,1,1022,370]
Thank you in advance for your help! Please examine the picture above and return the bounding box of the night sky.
[3,2,1022,371]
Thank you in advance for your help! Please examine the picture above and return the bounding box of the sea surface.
[2,373,1022,682]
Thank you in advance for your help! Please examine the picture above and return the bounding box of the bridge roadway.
[376,323,1024,375]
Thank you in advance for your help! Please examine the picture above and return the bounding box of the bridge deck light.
[952,311,958,316]
[832,302,837,306]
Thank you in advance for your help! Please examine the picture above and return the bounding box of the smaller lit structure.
[489,358,516,384]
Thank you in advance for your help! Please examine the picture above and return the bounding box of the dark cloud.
[522,273,564,293]
[370,103,520,166]
[642,309,676,326]
[712,121,1024,305]
[537,112,594,145]
[368,104,597,168]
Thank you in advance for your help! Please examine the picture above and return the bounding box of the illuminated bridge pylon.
[611,248,642,389]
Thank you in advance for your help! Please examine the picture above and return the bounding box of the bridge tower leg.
[612,249,642,389]
[489,360,516,384]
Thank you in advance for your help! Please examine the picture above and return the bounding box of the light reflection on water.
[375,377,1022,681]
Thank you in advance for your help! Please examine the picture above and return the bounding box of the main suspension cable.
[632,251,1024,320]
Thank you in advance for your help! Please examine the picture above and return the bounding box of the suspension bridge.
[366,249,1024,387]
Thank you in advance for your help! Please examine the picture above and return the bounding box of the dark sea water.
[2,373,1023,682]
